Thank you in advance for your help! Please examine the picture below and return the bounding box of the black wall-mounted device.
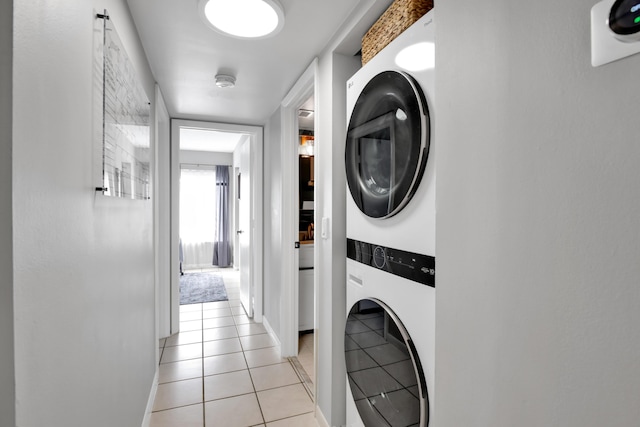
[609,0,640,41]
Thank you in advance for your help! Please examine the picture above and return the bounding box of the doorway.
[295,95,316,391]
[178,166,221,272]
[169,120,263,334]
[280,59,319,401]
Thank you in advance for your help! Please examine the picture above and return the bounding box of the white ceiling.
[126,0,392,126]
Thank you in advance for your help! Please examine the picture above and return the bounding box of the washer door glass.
[346,71,430,219]
[345,298,429,427]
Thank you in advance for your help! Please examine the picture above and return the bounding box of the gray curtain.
[212,165,231,267]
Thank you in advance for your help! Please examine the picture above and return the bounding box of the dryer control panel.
[347,238,435,287]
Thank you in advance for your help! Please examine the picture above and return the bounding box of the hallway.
[151,269,315,427]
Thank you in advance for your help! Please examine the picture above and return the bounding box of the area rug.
[179,272,228,305]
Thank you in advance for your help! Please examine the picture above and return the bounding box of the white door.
[238,137,253,317]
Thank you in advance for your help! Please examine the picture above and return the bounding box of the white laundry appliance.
[344,9,435,427]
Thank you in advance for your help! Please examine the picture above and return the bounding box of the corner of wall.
[261,315,282,349]
[0,0,15,424]
[314,50,360,427]
[315,405,331,427]
[262,107,283,341]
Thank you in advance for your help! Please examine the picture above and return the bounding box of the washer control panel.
[347,238,435,287]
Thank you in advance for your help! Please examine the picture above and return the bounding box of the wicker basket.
[361,0,434,65]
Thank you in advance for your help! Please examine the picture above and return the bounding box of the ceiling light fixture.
[299,135,315,157]
[215,74,236,88]
[198,0,285,39]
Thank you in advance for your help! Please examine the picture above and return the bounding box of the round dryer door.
[346,71,430,219]
[345,298,429,426]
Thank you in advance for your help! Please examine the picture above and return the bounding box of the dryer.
[345,9,435,427]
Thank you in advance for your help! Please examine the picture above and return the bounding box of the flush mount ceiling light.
[215,74,236,88]
[198,0,285,39]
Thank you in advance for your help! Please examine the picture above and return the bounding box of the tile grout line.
[160,271,298,426]
[234,292,268,427]
[266,410,316,425]
[287,356,314,400]
[200,302,206,427]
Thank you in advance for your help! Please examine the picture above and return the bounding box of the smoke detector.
[215,74,236,88]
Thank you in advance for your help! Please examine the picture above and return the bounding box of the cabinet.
[299,269,314,331]
[298,244,314,331]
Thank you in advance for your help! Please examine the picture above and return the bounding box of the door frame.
[280,59,319,357]
[154,85,171,349]
[169,119,263,332]
[235,134,256,319]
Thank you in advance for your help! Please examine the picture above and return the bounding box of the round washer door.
[346,71,430,219]
[345,298,429,427]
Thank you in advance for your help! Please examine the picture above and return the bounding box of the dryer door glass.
[345,298,428,427]
[346,71,430,219]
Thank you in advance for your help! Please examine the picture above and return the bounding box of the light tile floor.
[151,269,317,427]
[297,332,315,385]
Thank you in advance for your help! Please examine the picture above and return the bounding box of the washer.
[345,266,434,427]
[345,10,435,427]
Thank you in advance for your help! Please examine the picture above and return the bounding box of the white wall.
[263,108,283,338]
[315,52,361,427]
[278,2,392,424]
[180,150,233,166]
[261,55,356,417]
[13,1,157,426]
[435,0,640,425]
[0,1,15,425]
[154,87,171,341]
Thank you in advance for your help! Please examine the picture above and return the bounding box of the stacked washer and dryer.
[344,9,435,427]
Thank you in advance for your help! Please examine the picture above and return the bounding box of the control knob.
[373,246,386,269]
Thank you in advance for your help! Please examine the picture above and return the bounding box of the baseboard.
[261,315,281,348]
[315,406,331,427]
[141,369,159,427]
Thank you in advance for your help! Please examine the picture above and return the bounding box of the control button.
[373,246,386,269]
[421,267,436,276]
